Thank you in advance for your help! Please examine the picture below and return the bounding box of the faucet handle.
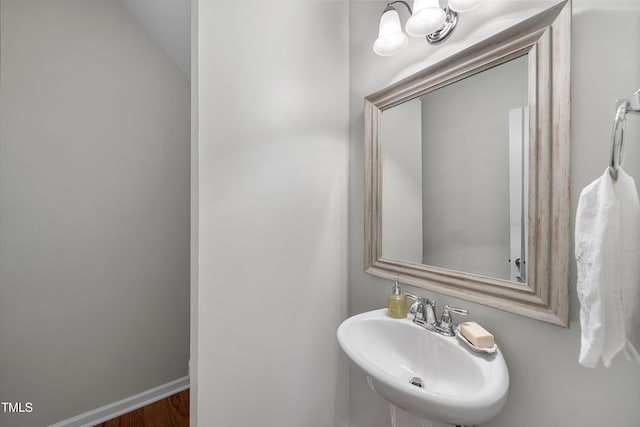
[406,293,428,313]
[442,305,468,317]
[438,305,468,336]
[405,292,419,302]
[408,295,432,325]
[406,293,419,314]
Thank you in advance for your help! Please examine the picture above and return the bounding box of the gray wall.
[194,0,350,426]
[0,1,190,426]
[348,1,640,426]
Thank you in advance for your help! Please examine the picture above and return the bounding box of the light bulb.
[406,0,446,37]
[448,0,487,13]
[373,7,409,56]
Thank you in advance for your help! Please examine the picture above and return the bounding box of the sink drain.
[409,376,424,388]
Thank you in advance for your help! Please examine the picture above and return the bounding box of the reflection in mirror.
[381,56,528,282]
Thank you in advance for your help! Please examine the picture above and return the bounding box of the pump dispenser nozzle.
[392,278,401,295]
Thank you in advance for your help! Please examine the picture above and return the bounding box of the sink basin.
[337,309,509,425]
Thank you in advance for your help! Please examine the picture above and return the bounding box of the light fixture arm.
[427,7,457,43]
[386,1,413,15]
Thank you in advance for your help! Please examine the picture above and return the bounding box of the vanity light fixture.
[373,0,487,56]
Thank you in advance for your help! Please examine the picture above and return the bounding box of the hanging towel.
[575,168,640,368]
[615,169,640,364]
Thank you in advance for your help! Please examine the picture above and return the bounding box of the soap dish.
[454,326,498,354]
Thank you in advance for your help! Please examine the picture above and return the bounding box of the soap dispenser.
[387,278,408,319]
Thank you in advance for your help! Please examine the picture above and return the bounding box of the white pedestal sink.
[337,309,509,426]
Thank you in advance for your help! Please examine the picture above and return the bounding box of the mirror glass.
[381,56,528,283]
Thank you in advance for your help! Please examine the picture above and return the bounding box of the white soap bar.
[459,321,495,348]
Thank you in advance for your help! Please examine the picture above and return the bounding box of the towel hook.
[609,100,630,180]
[608,89,640,180]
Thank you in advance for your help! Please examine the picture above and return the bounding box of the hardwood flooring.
[94,389,189,427]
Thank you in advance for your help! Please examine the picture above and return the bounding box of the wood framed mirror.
[364,1,571,326]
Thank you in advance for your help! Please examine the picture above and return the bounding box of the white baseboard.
[49,376,189,427]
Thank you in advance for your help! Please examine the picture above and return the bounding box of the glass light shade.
[448,0,487,12]
[405,0,446,37]
[373,8,409,56]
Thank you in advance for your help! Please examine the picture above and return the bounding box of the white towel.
[575,168,640,368]
[615,169,640,364]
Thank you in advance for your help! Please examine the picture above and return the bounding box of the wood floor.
[94,389,189,427]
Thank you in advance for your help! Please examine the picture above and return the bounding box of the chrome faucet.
[407,293,468,336]
[407,294,437,330]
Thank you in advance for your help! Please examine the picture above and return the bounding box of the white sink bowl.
[337,309,509,426]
